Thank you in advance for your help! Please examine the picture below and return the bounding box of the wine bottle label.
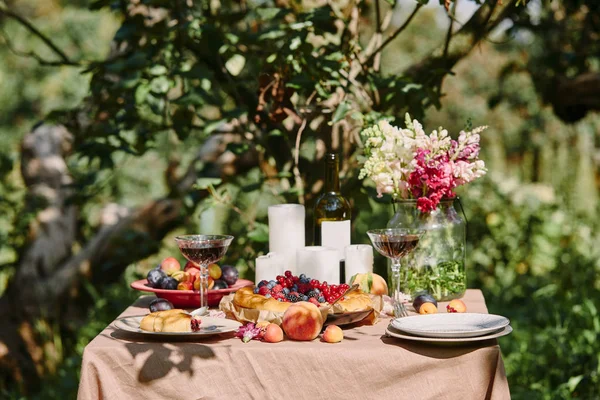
[321,220,351,261]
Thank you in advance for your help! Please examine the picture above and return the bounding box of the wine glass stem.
[199,265,209,308]
[392,258,402,305]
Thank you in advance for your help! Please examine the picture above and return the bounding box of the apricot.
[322,325,343,343]
[208,264,222,280]
[419,302,438,315]
[350,272,388,295]
[184,262,200,282]
[193,276,214,290]
[177,281,193,291]
[160,257,181,275]
[263,323,284,343]
[282,301,323,341]
[447,299,467,313]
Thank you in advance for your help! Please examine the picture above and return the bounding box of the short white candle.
[296,246,339,284]
[344,244,374,283]
[268,204,305,275]
[255,252,285,285]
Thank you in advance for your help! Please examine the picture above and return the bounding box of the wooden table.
[77,289,510,400]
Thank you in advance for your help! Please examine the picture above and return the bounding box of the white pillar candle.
[255,252,285,285]
[344,244,374,283]
[296,246,339,284]
[268,204,305,275]
[321,220,351,261]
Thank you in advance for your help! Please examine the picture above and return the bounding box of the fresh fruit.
[263,323,284,343]
[282,301,323,341]
[221,265,239,286]
[149,298,174,312]
[447,299,467,313]
[213,279,228,290]
[160,276,179,290]
[254,270,350,304]
[147,268,166,288]
[322,325,343,343]
[159,257,181,276]
[193,276,215,290]
[350,272,388,295]
[177,281,193,291]
[208,264,222,280]
[171,270,186,282]
[419,302,438,314]
[412,293,438,313]
[184,262,200,280]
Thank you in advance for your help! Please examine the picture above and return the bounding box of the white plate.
[391,313,510,338]
[113,315,242,336]
[386,324,512,343]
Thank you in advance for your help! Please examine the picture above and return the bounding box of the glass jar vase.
[387,198,467,301]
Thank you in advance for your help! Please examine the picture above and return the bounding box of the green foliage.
[1,0,600,399]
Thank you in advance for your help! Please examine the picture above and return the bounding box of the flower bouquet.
[359,114,487,300]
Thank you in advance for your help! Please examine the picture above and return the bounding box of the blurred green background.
[0,0,599,398]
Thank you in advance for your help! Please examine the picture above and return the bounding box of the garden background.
[0,0,599,398]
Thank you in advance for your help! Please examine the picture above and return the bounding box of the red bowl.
[130,278,254,308]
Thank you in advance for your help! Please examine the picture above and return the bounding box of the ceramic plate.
[113,315,242,336]
[391,313,510,338]
[385,324,512,343]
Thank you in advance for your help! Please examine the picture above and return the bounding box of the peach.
[282,301,323,341]
[184,261,200,279]
[193,277,214,290]
[177,281,193,291]
[322,325,343,343]
[263,323,284,343]
[350,272,388,295]
[208,263,222,280]
[419,302,438,315]
[160,257,181,275]
[447,299,467,313]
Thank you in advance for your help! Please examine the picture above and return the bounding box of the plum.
[149,298,174,313]
[160,276,179,290]
[412,293,438,313]
[221,265,239,286]
[213,279,228,290]
[147,269,167,288]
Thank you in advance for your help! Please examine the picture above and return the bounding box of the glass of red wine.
[175,235,234,308]
[367,229,423,317]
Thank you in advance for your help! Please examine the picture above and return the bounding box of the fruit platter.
[131,257,252,307]
[219,270,383,326]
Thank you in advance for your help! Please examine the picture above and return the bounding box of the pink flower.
[236,323,266,343]
[408,148,457,212]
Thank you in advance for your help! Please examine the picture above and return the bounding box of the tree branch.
[364,3,424,68]
[0,7,79,66]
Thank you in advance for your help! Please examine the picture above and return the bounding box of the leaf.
[567,375,584,393]
[331,101,351,124]
[148,65,168,76]
[247,222,269,243]
[150,76,170,94]
[194,178,222,190]
[225,55,246,76]
[226,142,249,155]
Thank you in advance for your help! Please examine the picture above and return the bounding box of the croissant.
[140,309,202,332]
[232,287,373,313]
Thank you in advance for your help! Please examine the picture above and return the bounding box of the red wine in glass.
[179,245,228,267]
[370,235,420,260]
[175,235,234,309]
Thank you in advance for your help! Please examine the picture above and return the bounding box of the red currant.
[284,270,292,278]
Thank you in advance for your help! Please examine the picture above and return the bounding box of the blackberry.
[287,294,301,302]
[306,290,319,299]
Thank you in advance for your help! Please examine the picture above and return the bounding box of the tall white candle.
[344,244,374,283]
[268,204,305,275]
[321,220,351,261]
[255,252,285,285]
[296,246,339,284]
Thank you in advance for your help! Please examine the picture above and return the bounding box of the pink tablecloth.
[78,289,510,400]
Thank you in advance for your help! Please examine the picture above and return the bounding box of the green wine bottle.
[313,153,352,282]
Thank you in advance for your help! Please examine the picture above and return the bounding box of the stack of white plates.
[386,313,512,343]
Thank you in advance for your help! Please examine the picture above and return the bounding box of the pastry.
[140,309,202,332]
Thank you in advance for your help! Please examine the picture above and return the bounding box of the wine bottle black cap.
[325,153,338,161]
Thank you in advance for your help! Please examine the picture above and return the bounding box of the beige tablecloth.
[78,290,510,400]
